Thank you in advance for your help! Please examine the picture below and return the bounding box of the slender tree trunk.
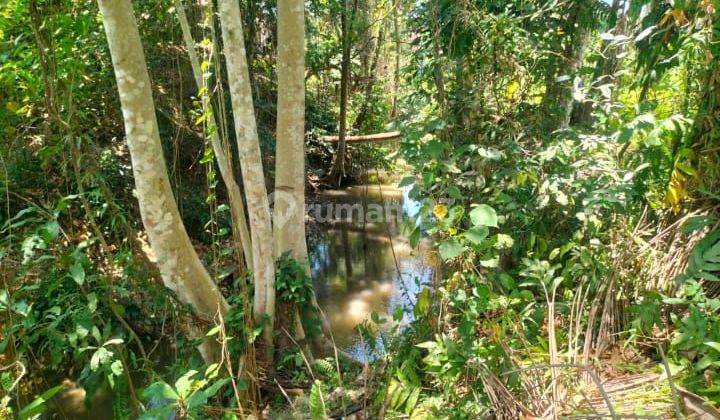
[243,0,258,86]
[574,0,627,125]
[174,0,254,270]
[391,1,401,118]
[274,0,314,358]
[354,23,384,131]
[274,0,308,266]
[542,3,592,131]
[217,0,276,355]
[326,0,353,187]
[97,0,228,363]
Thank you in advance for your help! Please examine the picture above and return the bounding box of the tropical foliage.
[0,0,719,418]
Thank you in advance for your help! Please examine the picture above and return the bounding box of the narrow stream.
[309,183,434,360]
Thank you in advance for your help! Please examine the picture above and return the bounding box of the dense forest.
[1,0,719,418]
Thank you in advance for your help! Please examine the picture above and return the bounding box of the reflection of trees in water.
[309,187,435,352]
[310,191,403,299]
[311,222,395,300]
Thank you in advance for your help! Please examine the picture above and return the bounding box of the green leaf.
[663,297,684,305]
[206,326,221,337]
[398,176,415,187]
[414,288,432,317]
[174,370,198,397]
[19,385,64,419]
[103,338,124,347]
[85,293,97,314]
[90,347,112,371]
[187,378,230,411]
[143,381,179,402]
[635,25,656,42]
[469,205,498,228]
[421,171,434,187]
[425,140,444,158]
[41,221,61,242]
[704,342,720,352]
[409,227,421,248]
[703,242,720,263]
[69,262,85,286]
[110,360,124,376]
[447,186,462,199]
[415,341,437,349]
[439,239,464,260]
[448,205,465,224]
[464,226,489,244]
[404,386,421,414]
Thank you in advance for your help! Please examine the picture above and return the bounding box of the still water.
[44,183,433,417]
[309,184,434,360]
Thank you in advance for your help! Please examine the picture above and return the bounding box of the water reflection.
[310,184,434,360]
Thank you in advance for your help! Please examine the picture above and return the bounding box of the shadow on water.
[309,184,434,361]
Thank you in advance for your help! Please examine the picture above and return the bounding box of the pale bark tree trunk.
[275,0,311,356]
[217,0,276,351]
[174,0,254,271]
[274,0,308,265]
[97,0,227,362]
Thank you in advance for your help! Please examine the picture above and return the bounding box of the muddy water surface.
[309,184,434,360]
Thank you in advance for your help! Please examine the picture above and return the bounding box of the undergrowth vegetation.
[0,0,719,418]
[368,0,720,417]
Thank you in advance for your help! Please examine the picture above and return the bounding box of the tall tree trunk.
[217,0,276,355]
[542,3,593,131]
[326,0,352,187]
[243,0,258,86]
[353,23,384,131]
[174,0,254,271]
[97,0,228,363]
[274,0,313,356]
[574,0,628,125]
[274,0,308,265]
[391,1,401,119]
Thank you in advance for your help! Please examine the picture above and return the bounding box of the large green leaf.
[439,239,464,260]
[464,226,489,244]
[469,204,498,228]
[143,381,179,402]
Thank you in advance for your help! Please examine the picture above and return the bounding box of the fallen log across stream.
[319,131,402,143]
